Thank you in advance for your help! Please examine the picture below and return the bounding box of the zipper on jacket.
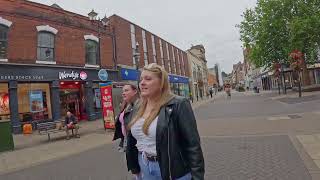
[168,126,173,180]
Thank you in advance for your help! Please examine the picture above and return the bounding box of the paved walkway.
[0,95,219,175]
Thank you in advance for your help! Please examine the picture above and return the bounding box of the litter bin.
[0,120,14,152]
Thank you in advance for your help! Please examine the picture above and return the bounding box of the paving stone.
[202,135,311,180]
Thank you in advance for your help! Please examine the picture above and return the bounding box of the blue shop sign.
[121,68,140,81]
[169,75,189,84]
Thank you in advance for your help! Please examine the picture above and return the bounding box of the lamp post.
[133,42,140,85]
[88,10,109,67]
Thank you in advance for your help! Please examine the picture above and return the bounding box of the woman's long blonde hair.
[128,63,174,135]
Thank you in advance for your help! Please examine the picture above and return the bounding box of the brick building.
[109,15,190,97]
[0,0,119,133]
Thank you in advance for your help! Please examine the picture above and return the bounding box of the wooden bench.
[37,121,79,141]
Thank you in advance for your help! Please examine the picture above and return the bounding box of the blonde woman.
[126,63,204,180]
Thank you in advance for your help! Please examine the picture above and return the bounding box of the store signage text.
[59,71,88,80]
[0,75,44,81]
[59,71,80,80]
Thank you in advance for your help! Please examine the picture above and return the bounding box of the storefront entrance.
[60,82,86,121]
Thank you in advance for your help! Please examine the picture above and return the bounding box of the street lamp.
[88,10,109,67]
[133,42,140,86]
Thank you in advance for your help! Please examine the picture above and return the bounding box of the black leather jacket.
[126,96,205,180]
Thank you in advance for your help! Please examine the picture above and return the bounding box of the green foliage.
[238,0,320,68]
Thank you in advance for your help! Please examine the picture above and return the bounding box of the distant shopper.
[209,88,213,98]
[65,111,80,140]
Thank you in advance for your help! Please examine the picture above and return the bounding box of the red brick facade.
[0,0,190,77]
[109,15,190,77]
[0,0,114,68]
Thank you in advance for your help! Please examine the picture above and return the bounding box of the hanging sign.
[100,82,115,129]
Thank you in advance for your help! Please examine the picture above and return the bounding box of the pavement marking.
[312,111,320,115]
[267,116,291,121]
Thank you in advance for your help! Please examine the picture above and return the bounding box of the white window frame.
[84,34,99,42]
[180,51,185,76]
[176,49,181,75]
[151,35,157,63]
[159,39,164,67]
[130,24,136,66]
[172,46,176,74]
[36,25,58,35]
[142,30,148,66]
[166,43,171,73]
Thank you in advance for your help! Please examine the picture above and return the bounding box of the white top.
[131,116,158,155]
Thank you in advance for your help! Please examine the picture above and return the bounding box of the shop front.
[0,64,119,133]
[169,74,190,98]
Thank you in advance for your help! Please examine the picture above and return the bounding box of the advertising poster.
[100,82,115,129]
[94,89,101,108]
[29,90,44,112]
[0,93,10,115]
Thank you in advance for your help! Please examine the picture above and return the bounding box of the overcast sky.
[30,0,256,73]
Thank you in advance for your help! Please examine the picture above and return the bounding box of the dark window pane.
[0,25,9,59]
[85,40,98,65]
[37,32,55,61]
[0,41,7,59]
[37,47,54,61]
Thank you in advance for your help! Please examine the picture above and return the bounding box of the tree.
[238,0,320,86]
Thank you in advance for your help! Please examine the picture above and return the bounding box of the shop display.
[29,90,44,112]
[0,93,9,115]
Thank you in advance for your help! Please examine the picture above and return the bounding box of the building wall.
[1,0,114,68]
[187,48,209,99]
[109,15,189,77]
[207,72,217,87]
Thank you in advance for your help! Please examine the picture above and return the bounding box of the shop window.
[85,40,99,65]
[93,83,102,113]
[37,32,55,62]
[18,83,52,122]
[0,25,8,59]
[0,83,9,121]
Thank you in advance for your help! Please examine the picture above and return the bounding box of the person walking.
[126,63,205,180]
[113,84,139,152]
[209,88,213,98]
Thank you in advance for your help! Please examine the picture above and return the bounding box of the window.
[0,25,8,59]
[18,83,52,122]
[159,39,164,67]
[166,43,171,73]
[37,32,55,62]
[151,35,157,63]
[172,46,177,74]
[142,30,148,66]
[85,40,99,65]
[130,24,136,66]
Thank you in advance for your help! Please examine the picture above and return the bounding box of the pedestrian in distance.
[113,84,139,153]
[209,88,213,98]
[224,84,231,99]
[126,63,205,180]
